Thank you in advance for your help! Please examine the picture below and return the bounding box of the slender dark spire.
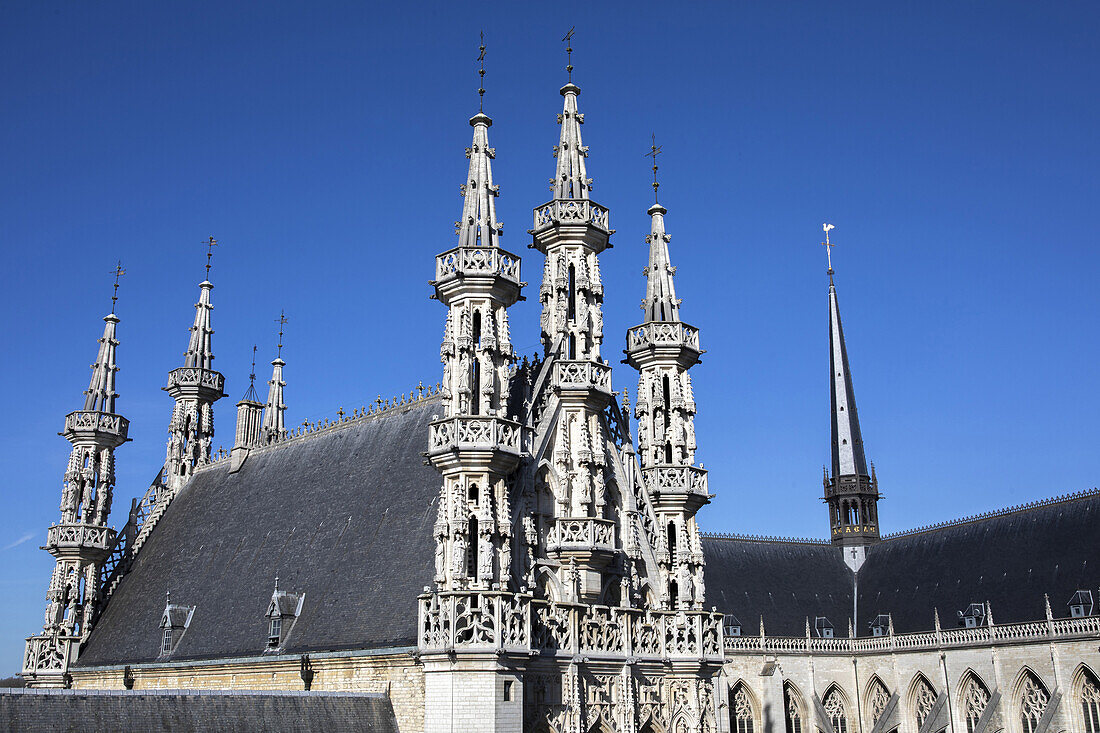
[242,345,260,403]
[563,26,575,83]
[85,268,124,413]
[477,32,486,113]
[822,225,880,549]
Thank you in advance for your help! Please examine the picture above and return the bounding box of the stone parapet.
[427,416,524,457]
[62,410,129,446]
[164,367,225,401]
[45,523,117,561]
[532,198,611,235]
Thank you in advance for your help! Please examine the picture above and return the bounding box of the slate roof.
[702,536,853,637]
[77,397,442,667]
[0,688,398,733]
[704,490,1100,637]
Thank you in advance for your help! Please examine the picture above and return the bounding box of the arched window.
[822,687,848,733]
[662,375,671,433]
[911,675,937,730]
[866,678,891,728]
[567,264,576,322]
[1018,672,1049,733]
[729,682,755,733]
[1081,669,1100,733]
[667,522,677,564]
[960,674,991,733]
[468,483,479,504]
[668,580,678,607]
[783,684,804,733]
[470,311,482,415]
[466,516,478,578]
[568,333,577,360]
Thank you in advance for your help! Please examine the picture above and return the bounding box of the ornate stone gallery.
[15,45,1100,733]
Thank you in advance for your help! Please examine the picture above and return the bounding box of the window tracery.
[822,688,848,733]
[1081,672,1100,733]
[731,683,754,733]
[912,676,937,729]
[1019,673,1049,733]
[961,676,990,733]
[867,679,890,726]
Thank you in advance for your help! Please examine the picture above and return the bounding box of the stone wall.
[70,649,425,733]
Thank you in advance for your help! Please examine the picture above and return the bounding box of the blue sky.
[2,2,1099,672]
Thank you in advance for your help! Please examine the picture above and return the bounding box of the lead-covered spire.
[642,203,680,323]
[551,83,591,200]
[821,226,879,551]
[456,112,502,249]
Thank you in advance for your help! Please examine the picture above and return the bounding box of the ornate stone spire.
[641,203,680,323]
[262,356,287,443]
[552,83,591,200]
[456,113,501,249]
[163,242,226,492]
[24,275,130,687]
[821,226,880,555]
[625,182,708,610]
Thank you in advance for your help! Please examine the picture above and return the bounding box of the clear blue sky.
[2,2,1098,673]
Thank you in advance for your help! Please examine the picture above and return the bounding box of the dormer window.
[958,603,985,628]
[723,614,742,637]
[869,614,891,637]
[1069,590,1095,618]
[815,616,834,639]
[158,592,195,657]
[265,578,304,652]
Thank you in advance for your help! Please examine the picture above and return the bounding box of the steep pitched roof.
[77,396,442,667]
[859,490,1100,633]
[702,535,853,636]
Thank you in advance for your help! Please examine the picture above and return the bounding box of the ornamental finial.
[477,32,486,112]
[645,133,663,204]
[204,235,218,279]
[249,345,257,388]
[276,310,288,358]
[110,260,125,314]
[822,223,836,282]
[562,27,575,82]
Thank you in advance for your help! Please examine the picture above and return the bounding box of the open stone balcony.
[434,246,521,287]
[545,517,617,561]
[532,198,611,234]
[642,465,709,498]
[22,634,79,678]
[419,590,724,662]
[626,321,700,352]
[45,522,117,561]
[552,360,613,400]
[62,410,129,445]
[428,415,524,456]
[165,367,225,399]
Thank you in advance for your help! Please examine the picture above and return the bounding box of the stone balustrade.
[434,246,521,286]
[643,466,709,497]
[62,410,129,442]
[626,322,700,352]
[532,199,611,234]
[428,415,524,455]
[723,614,1100,656]
[46,523,117,556]
[22,634,79,676]
[546,517,616,554]
[552,360,613,397]
[419,591,724,662]
[165,367,225,395]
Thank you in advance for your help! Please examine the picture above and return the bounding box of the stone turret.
[163,257,226,494]
[231,351,264,472]
[24,302,129,687]
[624,196,709,610]
[822,233,881,568]
[262,356,286,444]
[528,78,622,605]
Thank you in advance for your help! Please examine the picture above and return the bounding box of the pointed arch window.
[567,264,576,322]
[961,675,991,733]
[822,687,848,733]
[912,675,937,729]
[730,683,755,733]
[783,684,804,733]
[1081,670,1100,733]
[1019,672,1049,733]
[466,516,479,578]
[867,678,891,728]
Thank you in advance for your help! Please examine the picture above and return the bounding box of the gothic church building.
[14,60,1100,733]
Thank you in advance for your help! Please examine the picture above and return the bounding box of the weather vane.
[249,345,257,388]
[276,310,288,358]
[645,133,663,203]
[563,27,575,82]
[822,223,836,278]
[204,236,218,278]
[109,260,125,314]
[478,31,486,112]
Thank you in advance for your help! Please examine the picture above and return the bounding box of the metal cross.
[478,32,486,112]
[563,27,575,82]
[822,223,836,275]
[109,260,125,314]
[204,236,218,278]
[275,309,288,358]
[645,134,663,203]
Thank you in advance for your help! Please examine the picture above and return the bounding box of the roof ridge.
[880,487,1100,540]
[205,381,443,466]
[702,531,831,546]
